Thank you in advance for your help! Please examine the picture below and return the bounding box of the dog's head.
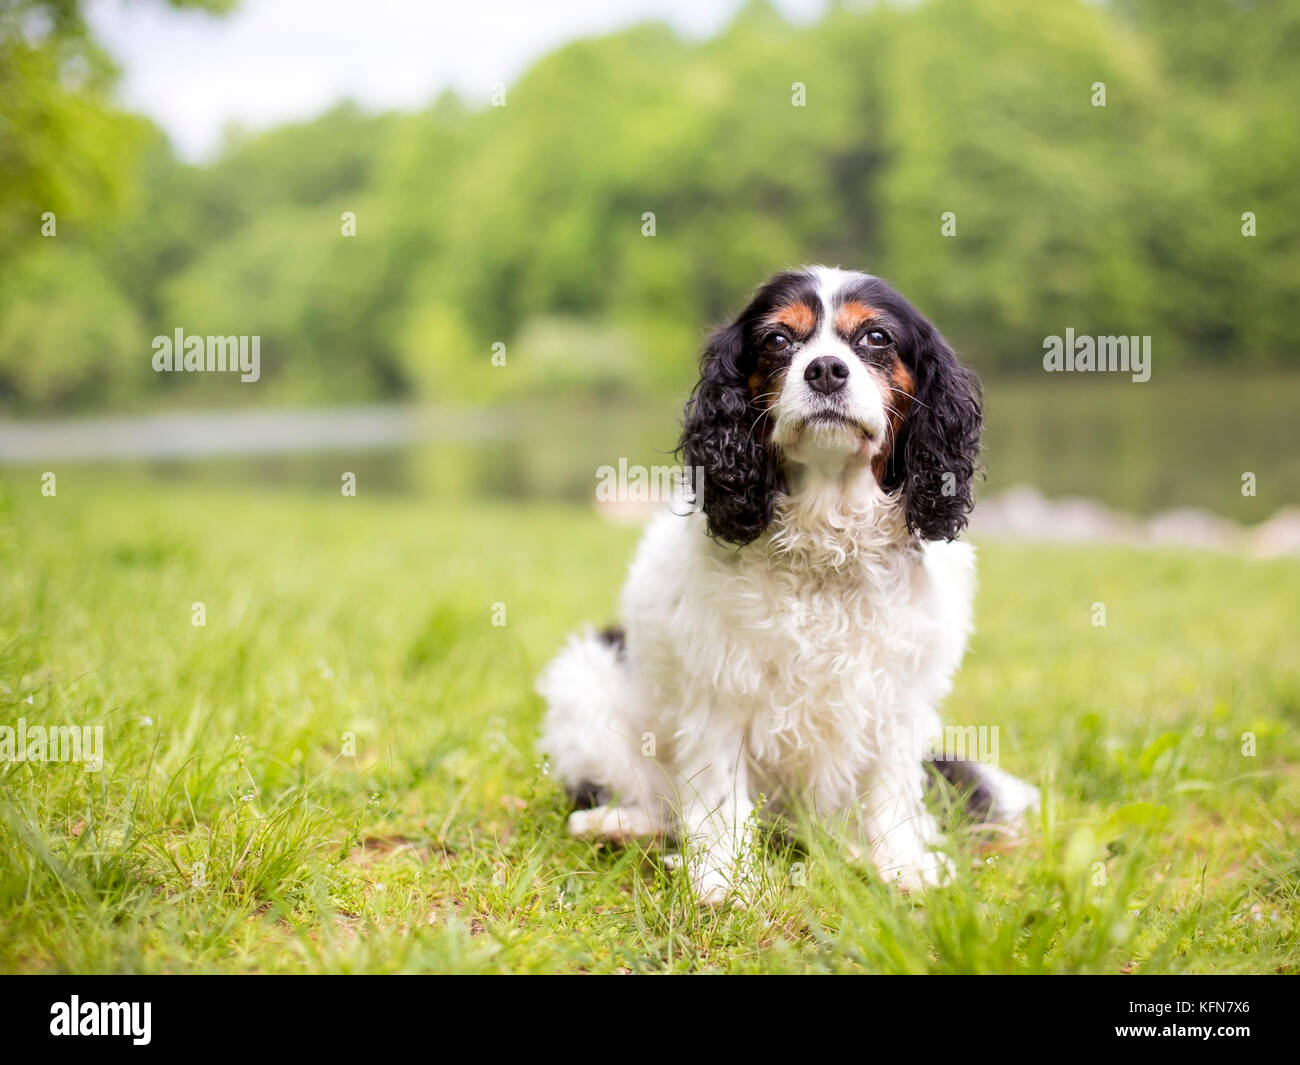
[679,266,981,546]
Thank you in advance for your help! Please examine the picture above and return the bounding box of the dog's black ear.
[678,322,780,546]
[888,319,982,541]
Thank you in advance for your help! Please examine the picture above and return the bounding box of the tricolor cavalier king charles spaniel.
[539,266,1039,904]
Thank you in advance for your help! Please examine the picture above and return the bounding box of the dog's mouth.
[796,407,875,440]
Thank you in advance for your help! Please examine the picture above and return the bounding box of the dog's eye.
[859,328,892,348]
[763,333,791,354]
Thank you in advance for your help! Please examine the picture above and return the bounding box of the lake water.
[2,373,1295,522]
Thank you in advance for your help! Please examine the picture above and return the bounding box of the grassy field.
[0,473,1297,974]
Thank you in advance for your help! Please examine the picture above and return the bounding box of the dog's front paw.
[567,807,601,838]
[692,866,734,907]
[885,847,954,894]
[567,803,661,842]
[672,856,748,908]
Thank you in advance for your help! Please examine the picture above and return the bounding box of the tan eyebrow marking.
[764,300,817,338]
[835,300,879,336]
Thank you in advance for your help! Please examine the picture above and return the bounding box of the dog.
[538,266,1039,904]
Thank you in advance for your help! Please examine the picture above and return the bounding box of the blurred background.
[1,0,1297,526]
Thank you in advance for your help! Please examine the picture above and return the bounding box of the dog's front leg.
[856,761,952,893]
[676,740,754,906]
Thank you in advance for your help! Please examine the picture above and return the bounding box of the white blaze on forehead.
[791,265,877,350]
[804,264,875,315]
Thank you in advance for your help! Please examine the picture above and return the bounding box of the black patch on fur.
[597,625,626,656]
[568,780,612,810]
[928,758,997,819]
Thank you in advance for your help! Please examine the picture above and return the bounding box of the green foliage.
[0,0,234,265]
[2,0,1299,413]
[0,241,148,409]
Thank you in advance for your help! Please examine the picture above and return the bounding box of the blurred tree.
[0,240,147,409]
[0,0,236,261]
[1,0,1297,413]
[0,0,237,411]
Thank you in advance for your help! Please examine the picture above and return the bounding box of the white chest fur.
[621,494,975,812]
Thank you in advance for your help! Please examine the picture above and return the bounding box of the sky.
[86,0,829,162]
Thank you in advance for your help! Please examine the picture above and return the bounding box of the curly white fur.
[539,475,974,902]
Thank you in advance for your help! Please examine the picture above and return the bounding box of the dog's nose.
[804,356,849,395]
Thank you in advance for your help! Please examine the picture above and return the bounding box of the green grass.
[1,472,1297,973]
